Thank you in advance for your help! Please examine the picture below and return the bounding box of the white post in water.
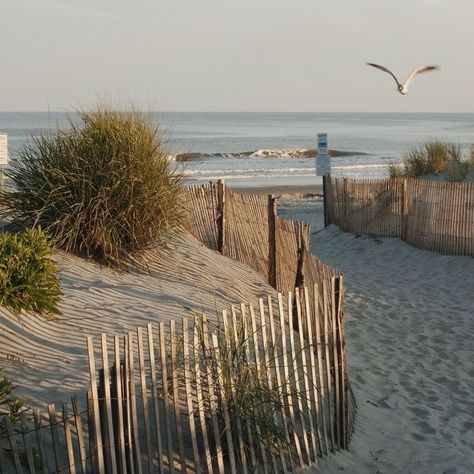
[316,132,331,176]
[0,133,8,190]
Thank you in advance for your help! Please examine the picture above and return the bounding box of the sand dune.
[0,233,277,409]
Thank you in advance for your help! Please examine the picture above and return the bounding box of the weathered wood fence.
[1,283,355,473]
[186,181,338,297]
[324,176,474,256]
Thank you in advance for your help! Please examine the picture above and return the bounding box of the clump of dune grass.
[0,227,61,316]
[192,314,300,467]
[389,141,467,180]
[0,105,186,269]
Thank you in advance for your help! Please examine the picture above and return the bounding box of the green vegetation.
[389,141,471,181]
[0,228,62,316]
[194,314,299,464]
[0,369,25,422]
[0,106,186,269]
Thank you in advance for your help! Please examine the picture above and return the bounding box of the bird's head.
[397,84,407,95]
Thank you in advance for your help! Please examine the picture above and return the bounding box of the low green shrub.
[0,369,25,422]
[0,105,186,269]
[0,228,61,316]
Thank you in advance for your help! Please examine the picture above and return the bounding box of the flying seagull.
[366,63,440,95]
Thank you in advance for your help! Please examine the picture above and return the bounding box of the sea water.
[1,112,473,188]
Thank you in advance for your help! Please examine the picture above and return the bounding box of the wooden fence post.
[343,178,348,232]
[401,178,408,241]
[323,175,329,228]
[217,179,226,254]
[268,194,277,288]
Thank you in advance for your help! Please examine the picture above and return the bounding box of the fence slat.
[202,316,225,473]
[101,333,118,474]
[127,332,143,474]
[20,411,36,473]
[170,320,188,474]
[227,307,248,472]
[87,336,106,473]
[182,319,202,474]
[48,404,64,473]
[159,321,175,473]
[113,336,127,474]
[259,298,287,473]
[136,328,154,474]
[4,415,22,473]
[62,403,77,474]
[278,293,304,467]
[71,396,88,474]
[33,409,50,474]
[193,321,213,474]
[295,287,318,463]
[212,333,237,474]
[145,324,165,473]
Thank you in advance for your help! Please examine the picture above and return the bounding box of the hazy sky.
[1,0,473,112]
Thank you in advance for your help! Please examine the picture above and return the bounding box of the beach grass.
[0,105,187,269]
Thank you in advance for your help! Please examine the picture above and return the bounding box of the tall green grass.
[389,141,468,180]
[0,106,186,269]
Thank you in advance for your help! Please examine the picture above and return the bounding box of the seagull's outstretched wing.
[403,65,440,92]
[366,62,401,88]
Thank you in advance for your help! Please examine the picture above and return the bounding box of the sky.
[1,0,473,113]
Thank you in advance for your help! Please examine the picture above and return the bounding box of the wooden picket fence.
[1,282,355,473]
[324,176,474,256]
[186,181,338,297]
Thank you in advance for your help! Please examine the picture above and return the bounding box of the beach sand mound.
[0,232,277,408]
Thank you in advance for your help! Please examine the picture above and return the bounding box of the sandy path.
[307,221,474,473]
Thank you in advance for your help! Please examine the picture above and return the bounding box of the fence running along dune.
[1,181,356,473]
[1,286,356,473]
[186,181,338,296]
[324,176,474,256]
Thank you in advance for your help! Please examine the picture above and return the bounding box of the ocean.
[1,112,473,188]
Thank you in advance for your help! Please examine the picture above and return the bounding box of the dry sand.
[279,199,474,474]
[0,233,277,408]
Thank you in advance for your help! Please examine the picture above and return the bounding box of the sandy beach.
[1,192,473,473]
[278,198,474,474]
